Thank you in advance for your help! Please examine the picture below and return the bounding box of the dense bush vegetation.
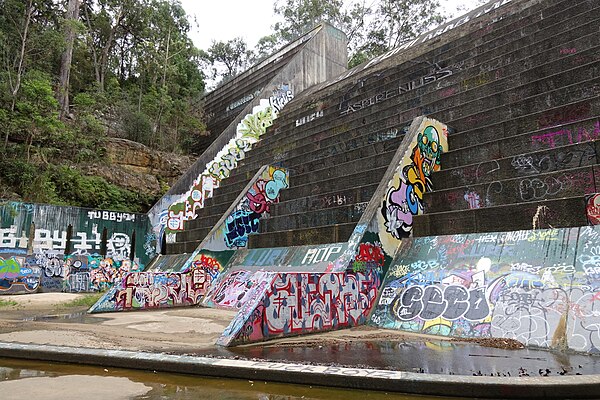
[0,0,206,211]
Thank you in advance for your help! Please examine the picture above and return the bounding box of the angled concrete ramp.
[148,23,348,256]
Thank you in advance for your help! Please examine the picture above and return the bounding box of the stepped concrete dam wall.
[4,0,600,353]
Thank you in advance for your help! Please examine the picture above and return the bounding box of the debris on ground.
[452,337,525,350]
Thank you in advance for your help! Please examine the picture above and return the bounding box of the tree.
[272,0,346,43]
[0,0,63,149]
[266,0,447,68]
[57,0,81,119]
[204,37,253,83]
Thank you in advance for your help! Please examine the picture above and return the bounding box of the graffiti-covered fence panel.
[0,201,150,293]
[0,251,41,294]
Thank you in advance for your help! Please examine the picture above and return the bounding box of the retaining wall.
[0,202,149,293]
[370,225,600,353]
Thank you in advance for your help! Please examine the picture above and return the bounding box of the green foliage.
[0,159,37,194]
[0,0,206,212]
[203,37,254,83]
[122,108,152,145]
[266,0,448,68]
[47,165,152,212]
[58,293,104,308]
[0,299,18,308]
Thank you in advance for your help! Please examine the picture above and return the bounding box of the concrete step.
[272,183,379,216]
[175,226,211,245]
[223,1,596,191]
[248,222,356,248]
[268,0,595,153]
[413,195,589,237]
[282,166,388,201]
[268,0,583,140]
[443,113,600,168]
[425,165,599,213]
[179,212,223,232]
[433,138,599,190]
[225,129,405,189]
[437,56,600,130]
[291,149,397,187]
[261,202,367,233]
[256,24,600,177]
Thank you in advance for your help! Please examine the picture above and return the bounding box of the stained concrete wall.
[370,225,600,353]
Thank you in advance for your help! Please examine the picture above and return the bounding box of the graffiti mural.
[351,242,385,272]
[376,118,448,255]
[199,166,288,251]
[218,270,380,346]
[0,201,150,293]
[587,193,600,225]
[0,253,41,294]
[371,226,600,353]
[203,270,276,310]
[89,268,207,312]
[163,85,294,239]
[63,254,142,292]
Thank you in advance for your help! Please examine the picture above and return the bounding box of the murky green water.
[0,357,462,400]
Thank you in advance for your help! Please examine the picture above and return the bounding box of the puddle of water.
[0,357,459,400]
[22,312,106,324]
[223,340,600,377]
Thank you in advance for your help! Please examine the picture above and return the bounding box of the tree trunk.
[58,0,80,120]
[82,2,101,85]
[99,7,123,91]
[4,0,34,150]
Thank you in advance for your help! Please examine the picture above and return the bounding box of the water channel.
[0,357,462,400]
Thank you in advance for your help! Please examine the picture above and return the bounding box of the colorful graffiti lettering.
[190,253,223,281]
[224,210,261,248]
[164,85,294,237]
[246,169,288,214]
[90,268,210,312]
[194,167,288,251]
[63,255,142,292]
[352,242,385,272]
[204,270,253,309]
[0,255,41,293]
[219,270,380,346]
[372,226,600,352]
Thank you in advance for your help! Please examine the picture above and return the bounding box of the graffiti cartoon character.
[405,125,442,200]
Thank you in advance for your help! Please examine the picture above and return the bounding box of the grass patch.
[60,293,104,308]
[0,299,18,308]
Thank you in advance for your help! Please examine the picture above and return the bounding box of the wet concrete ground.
[225,340,600,377]
[0,357,459,400]
[1,294,600,380]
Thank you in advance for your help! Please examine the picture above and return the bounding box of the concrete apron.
[0,342,599,399]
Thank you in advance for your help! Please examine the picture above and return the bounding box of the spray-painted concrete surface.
[2,295,600,397]
[371,225,600,353]
[0,202,150,294]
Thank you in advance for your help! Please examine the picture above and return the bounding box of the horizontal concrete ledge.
[0,342,599,399]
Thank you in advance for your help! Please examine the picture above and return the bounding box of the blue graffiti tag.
[225,210,261,248]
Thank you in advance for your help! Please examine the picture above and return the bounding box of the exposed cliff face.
[84,138,194,197]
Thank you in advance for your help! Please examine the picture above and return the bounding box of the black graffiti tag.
[396,285,490,321]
